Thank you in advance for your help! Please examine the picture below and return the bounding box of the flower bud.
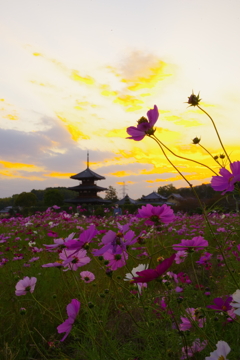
[187,92,201,107]
[192,137,201,144]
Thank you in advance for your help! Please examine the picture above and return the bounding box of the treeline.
[0,187,78,210]
[157,183,217,199]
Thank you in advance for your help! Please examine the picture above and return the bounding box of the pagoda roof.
[141,191,167,200]
[116,195,139,205]
[68,185,108,191]
[70,167,105,180]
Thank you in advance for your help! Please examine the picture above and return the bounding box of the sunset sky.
[1,0,240,200]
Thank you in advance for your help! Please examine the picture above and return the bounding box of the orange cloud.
[110,170,134,177]
[0,161,35,170]
[3,114,18,120]
[116,181,136,185]
[44,172,74,178]
[71,70,95,85]
[57,114,90,141]
[123,61,173,91]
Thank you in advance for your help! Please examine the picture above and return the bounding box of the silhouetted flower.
[126,105,159,141]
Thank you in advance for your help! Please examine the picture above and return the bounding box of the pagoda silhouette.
[65,152,111,205]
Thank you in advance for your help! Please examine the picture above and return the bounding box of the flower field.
[1,204,240,360]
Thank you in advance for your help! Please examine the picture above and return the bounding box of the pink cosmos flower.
[137,204,174,224]
[175,250,188,264]
[103,250,128,270]
[59,249,91,271]
[211,161,240,194]
[80,271,95,283]
[205,340,231,360]
[132,254,175,283]
[181,338,208,359]
[15,276,37,296]
[179,307,205,331]
[126,105,159,141]
[172,236,208,252]
[65,225,98,251]
[57,299,80,341]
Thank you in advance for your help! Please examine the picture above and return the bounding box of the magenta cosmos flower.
[207,296,233,312]
[137,204,174,224]
[211,161,240,194]
[15,276,37,296]
[180,308,205,331]
[205,340,231,360]
[172,236,208,252]
[132,254,175,283]
[57,299,80,341]
[126,105,159,141]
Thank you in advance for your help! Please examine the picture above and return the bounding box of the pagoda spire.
[87,150,89,168]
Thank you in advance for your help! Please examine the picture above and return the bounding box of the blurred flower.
[230,289,240,315]
[180,308,205,331]
[80,271,95,283]
[15,276,37,296]
[181,338,207,359]
[57,299,80,341]
[137,204,174,225]
[205,340,231,360]
[211,161,240,194]
[175,250,188,264]
[172,236,208,252]
[207,296,233,312]
[132,254,175,283]
[126,105,159,141]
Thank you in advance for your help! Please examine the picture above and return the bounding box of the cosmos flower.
[179,308,205,331]
[59,249,91,271]
[137,203,174,224]
[57,299,80,341]
[181,338,207,359]
[126,105,159,141]
[80,271,95,283]
[15,276,37,296]
[172,236,208,252]
[230,289,240,315]
[132,254,175,283]
[207,296,233,312]
[211,161,240,194]
[205,340,231,360]
[125,264,148,294]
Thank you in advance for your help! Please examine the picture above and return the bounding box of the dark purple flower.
[132,254,175,283]
[207,296,233,312]
[211,161,240,194]
[126,105,159,141]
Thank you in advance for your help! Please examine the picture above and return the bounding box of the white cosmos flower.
[205,340,230,360]
[124,264,149,295]
[230,289,240,315]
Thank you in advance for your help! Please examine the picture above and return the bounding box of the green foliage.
[14,192,38,207]
[104,186,118,202]
[157,183,178,197]
[44,189,64,206]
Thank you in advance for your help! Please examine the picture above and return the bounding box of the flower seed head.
[187,92,201,107]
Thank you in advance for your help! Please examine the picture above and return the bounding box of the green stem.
[198,143,222,167]
[197,105,231,165]
[151,135,219,176]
